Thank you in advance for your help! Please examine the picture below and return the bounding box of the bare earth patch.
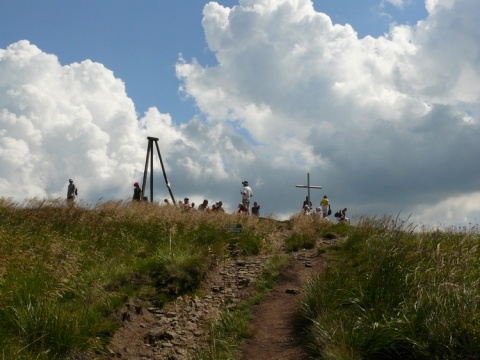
[239,249,324,360]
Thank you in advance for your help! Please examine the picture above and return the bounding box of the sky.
[0,0,479,228]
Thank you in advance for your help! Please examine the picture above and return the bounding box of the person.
[302,204,311,216]
[240,181,253,214]
[163,198,170,205]
[132,182,141,201]
[213,201,224,212]
[313,207,322,219]
[198,199,209,211]
[302,196,312,210]
[251,201,260,216]
[320,195,330,218]
[238,203,248,215]
[183,198,191,211]
[67,178,77,206]
[338,208,349,223]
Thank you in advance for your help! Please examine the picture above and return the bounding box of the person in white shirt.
[241,180,253,214]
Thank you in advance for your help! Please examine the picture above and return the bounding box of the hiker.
[241,180,253,214]
[67,178,77,206]
[238,203,249,215]
[302,204,311,216]
[336,208,349,224]
[183,198,191,211]
[132,182,141,201]
[302,196,312,210]
[198,199,209,211]
[251,201,260,216]
[313,207,322,219]
[213,201,224,212]
[320,195,330,218]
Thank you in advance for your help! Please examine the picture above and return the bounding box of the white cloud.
[385,0,405,9]
[176,0,480,225]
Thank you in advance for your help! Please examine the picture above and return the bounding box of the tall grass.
[6,199,478,359]
[0,198,276,359]
[301,215,480,359]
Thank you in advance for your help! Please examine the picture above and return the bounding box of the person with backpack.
[335,208,349,223]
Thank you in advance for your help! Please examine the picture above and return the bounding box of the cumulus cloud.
[176,0,480,225]
[0,42,258,210]
[1,0,479,227]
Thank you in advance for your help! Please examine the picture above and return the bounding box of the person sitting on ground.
[183,198,191,211]
[302,204,311,216]
[213,201,224,212]
[302,196,312,210]
[251,201,260,216]
[163,198,170,205]
[198,199,209,211]
[338,208,349,223]
[238,203,248,215]
[313,207,322,219]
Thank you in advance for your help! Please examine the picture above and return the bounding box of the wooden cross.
[142,136,176,204]
[295,173,322,209]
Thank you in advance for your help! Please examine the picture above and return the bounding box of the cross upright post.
[295,172,322,209]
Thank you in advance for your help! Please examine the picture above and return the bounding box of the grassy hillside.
[1,199,479,359]
[301,216,480,359]
[0,198,277,359]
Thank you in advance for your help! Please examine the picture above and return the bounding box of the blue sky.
[0,0,428,119]
[1,0,479,227]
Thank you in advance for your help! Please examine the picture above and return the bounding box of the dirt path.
[239,249,323,360]
[105,232,327,359]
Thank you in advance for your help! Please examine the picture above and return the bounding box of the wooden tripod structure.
[142,136,176,205]
[295,172,322,208]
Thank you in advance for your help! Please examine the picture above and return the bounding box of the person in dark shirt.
[251,202,260,216]
[132,182,141,201]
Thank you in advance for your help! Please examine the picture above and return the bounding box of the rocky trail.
[105,235,327,360]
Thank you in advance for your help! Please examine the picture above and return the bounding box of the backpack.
[334,210,341,218]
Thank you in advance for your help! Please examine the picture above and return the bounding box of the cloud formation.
[176,0,480,226]
[1,0,479,228]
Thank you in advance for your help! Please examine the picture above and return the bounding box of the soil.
[104,232,328,360]
[239,249,324,360]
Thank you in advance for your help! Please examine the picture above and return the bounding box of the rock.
[285,288,300,294]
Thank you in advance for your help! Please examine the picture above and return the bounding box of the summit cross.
[295,173,322,209]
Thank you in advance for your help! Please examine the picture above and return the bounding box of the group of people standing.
[69,178,348,222]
